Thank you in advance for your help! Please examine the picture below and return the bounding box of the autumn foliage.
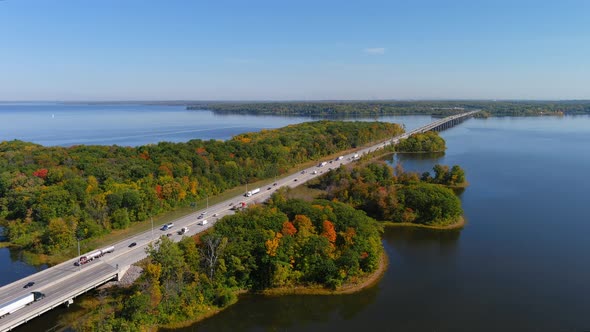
[281,221,297,236]
[32,168,48,179]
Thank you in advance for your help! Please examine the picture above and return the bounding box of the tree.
[281,221,297,236]
[321,220,337,245]
[201,234,227,280]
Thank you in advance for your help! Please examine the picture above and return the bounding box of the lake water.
[2,105,590,331]
[0,103,431,147]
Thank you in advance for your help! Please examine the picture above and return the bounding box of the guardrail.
[0,265,117,332]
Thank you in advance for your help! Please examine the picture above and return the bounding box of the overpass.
[0,110,477,331]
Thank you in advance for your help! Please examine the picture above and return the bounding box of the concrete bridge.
[403,110,480,137]
[0,110,477,331]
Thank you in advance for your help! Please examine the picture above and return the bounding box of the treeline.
[0,121,402,255]
[73,199,383,330]
[396,131,446,153]
[187,100,590,117]
[317,162,464,226]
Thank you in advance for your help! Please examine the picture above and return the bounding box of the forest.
[0,121,403,255]
[316,162,465,226]
[72,198,383,331]
[187,100,590,117]
[396,131,446,153]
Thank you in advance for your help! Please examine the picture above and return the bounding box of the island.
[396,131,446,153]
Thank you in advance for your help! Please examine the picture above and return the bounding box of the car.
[24,281,35,288]
[273,183,277,186]
[213,213,218,217]
[229,202,234,206]
[294,178,298,182]
[301,170,305,174]
[166,233,172,237]
[128,242,137,248]
[267,187,271,190]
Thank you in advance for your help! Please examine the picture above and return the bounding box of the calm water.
[0,103,431,147]
[3,105,590,331]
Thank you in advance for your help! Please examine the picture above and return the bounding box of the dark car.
[166,233,172,237]
[267,187,271,190]
[128,242,137,248]
[24,281,35,288]
[273,183,277,186]
[294,178,298,182]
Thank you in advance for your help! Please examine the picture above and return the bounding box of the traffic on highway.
[0,111,478,331]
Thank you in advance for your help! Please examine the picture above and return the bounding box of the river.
[2,104,590,331]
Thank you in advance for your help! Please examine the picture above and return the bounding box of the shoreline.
[260,250,388,296]
[158,252,388,330]
[383,215,465,230]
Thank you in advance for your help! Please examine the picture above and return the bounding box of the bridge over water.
[0,110,477,331]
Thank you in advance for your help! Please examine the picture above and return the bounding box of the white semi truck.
[0,292,45,318]
[245,188,260,197]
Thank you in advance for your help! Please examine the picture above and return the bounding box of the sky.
[0,0,589,101]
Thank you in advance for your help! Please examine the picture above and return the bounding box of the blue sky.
[1,0,589,100]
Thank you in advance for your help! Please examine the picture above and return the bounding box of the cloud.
[363,47,385,55]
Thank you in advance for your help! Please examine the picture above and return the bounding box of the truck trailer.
[0,292,45,318]
[245,188,260,197]
[76,246,116,266]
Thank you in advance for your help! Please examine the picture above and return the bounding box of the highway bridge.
[0,110,477,331]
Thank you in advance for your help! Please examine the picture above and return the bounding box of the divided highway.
[0,111,477,331]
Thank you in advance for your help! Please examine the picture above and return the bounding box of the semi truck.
[75,246,116,266]
[231,202,247,211]
[0,292,45,319]
[179,227,189,235]
[245,188,260,197]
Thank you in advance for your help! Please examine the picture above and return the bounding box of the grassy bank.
[383,216,465,230]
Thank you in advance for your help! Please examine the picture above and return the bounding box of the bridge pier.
[65,299,73,307]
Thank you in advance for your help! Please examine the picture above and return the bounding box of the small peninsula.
[70,198,385,330]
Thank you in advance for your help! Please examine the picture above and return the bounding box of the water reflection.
[384,227,461,262]
[167,287,379,332]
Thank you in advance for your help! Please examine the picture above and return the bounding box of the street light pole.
[77,239,81,271]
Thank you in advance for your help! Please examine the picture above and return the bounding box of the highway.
[0,110,477,331]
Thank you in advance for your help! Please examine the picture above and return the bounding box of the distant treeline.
[0,121,402,255]
[187,100,590,117]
